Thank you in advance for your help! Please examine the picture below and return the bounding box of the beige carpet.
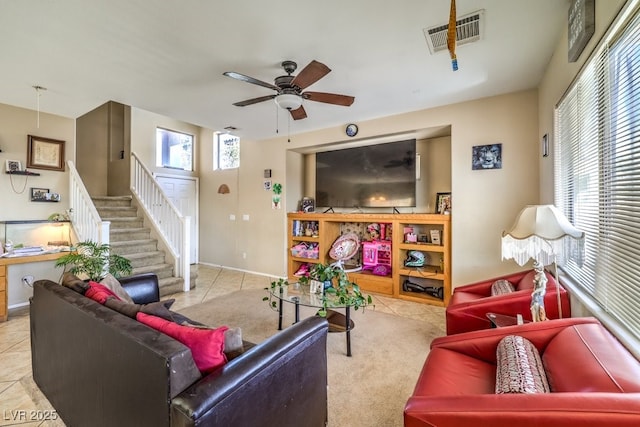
[178,289,446,427]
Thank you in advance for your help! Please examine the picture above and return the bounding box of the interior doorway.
[154,173,199,263]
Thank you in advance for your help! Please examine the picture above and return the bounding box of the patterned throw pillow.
[495,335,550,394]
[491,279,515,296]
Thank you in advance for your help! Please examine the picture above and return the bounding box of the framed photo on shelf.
[27,135,65,171]
[31,187,49,202]
[436,192,451,215]
[5,160,22,172]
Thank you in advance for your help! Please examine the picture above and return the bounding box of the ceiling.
[0,0,569,141]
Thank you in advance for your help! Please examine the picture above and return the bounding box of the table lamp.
[501,205,585,320]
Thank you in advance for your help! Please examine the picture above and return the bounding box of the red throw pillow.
[85,281,122,304]
[136,312,228,374]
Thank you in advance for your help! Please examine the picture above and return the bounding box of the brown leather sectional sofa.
[30,275,329,427]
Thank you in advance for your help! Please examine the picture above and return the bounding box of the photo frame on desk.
[27,135,65,171]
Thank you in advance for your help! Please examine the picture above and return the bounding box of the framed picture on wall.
[472,143,502,170]
[27,135,65,171]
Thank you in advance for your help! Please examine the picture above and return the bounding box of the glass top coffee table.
[269,282,355,356]
[486,312,529,328]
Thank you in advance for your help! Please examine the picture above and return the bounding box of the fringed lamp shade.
[501,205,585,267]
[502,205,585,320]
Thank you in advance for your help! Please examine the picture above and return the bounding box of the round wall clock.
[345,124,358,137]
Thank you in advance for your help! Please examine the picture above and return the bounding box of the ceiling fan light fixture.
[275,93,302,110]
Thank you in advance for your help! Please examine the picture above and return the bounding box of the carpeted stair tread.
[110,239,159,255]
[91,194,186,296]
[131,263,174,279]
[104,217,144,226]
[110,230,151,242]
[92,195,132,205]
[159,276,193,296]
[96,207,138,218]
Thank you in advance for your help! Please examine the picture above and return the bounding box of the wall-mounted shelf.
[5,171,40,176]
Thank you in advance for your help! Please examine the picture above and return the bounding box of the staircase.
[92,195,192,296]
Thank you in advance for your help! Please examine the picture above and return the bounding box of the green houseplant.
[265,263,373,317]
[55,241,133,281]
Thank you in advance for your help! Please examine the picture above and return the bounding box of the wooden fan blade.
[223,71,279,91]
[290,60,331,90]
[290,105,307,120]
[232,95,276,107]
[303,91,355,106]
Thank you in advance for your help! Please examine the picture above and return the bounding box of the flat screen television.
[315,139,416,208]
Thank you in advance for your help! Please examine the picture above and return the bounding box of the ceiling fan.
[223,60,355,120]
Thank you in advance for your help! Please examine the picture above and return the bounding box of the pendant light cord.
[9,174,28,194]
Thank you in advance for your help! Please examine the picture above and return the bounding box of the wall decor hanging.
[27,135,65,171]
[472,143,502,170]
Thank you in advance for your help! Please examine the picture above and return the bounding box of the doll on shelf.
[367,223,380,241]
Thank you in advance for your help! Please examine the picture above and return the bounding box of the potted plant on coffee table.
[55,240,132,281]
[266,263,373,317]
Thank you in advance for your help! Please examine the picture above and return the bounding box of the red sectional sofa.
[445,269,571,335]
[404,317,640,427]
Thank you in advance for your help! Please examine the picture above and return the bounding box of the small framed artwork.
[542,133,549,157]
[472,143,502,170]
[5,160,22,172]
[27,135,65,171]
[436,192,451,215]
[31,187,49,202]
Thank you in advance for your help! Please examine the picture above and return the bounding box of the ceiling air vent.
[423,10,484,54]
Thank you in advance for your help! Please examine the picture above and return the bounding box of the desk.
[0,252,68,321]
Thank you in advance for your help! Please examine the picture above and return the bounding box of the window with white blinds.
[555,7,640,339]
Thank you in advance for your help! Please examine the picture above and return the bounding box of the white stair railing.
[67,160,110,244]
[130,152,190,291]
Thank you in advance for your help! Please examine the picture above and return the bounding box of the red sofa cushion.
[412,347,496,396]
[543,323,640,392]
[136,312,228,374]
[85,281,121,304]
[514,270,536,291]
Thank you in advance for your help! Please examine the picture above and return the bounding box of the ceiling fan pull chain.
[448,0,459,71]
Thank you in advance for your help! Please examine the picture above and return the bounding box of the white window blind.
[555,8,640,339]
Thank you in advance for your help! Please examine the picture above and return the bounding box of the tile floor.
[0,265,443,426]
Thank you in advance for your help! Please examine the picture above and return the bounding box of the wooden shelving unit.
[287,212,451,307]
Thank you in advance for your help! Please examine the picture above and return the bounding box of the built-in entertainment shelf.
[287,212,451,307]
